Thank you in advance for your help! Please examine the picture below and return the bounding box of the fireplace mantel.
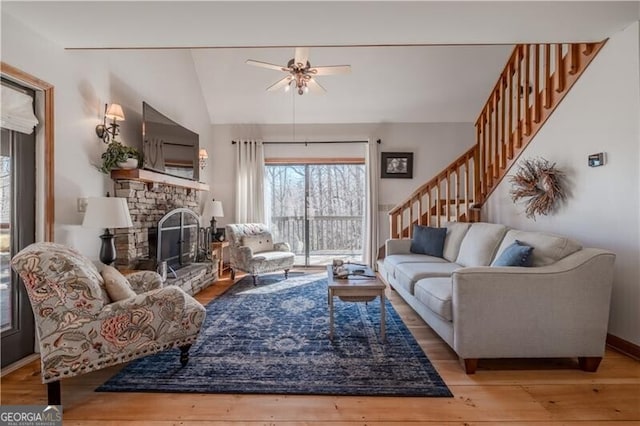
[111,169,209,192]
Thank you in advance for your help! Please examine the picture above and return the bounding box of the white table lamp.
[82,196,133,265]
[209,199,224,240]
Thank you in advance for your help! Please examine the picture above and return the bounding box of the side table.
[210,241,230,277]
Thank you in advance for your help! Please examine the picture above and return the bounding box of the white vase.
[116,158,138,169]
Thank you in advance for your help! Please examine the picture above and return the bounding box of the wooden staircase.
[389,41,606,239]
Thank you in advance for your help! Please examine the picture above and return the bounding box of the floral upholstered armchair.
[10,242,206,405]
[226,223,295,285]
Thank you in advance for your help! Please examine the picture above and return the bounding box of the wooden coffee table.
[326,265,386,341]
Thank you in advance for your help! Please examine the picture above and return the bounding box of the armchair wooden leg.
[252,275,258,286]
[179,344,192,367]
[47,380,61,405]
[230,269,236,280]
[578,356,602,372]
[463,358,479,374]
[284,269,290,279]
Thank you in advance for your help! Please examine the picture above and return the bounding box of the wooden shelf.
[111,168,209,192]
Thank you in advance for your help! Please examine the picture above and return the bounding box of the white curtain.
[364,140,380,269]
[235,140,265,223]
[1,84,39,134]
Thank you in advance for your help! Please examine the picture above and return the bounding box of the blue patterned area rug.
[97,272,452,397]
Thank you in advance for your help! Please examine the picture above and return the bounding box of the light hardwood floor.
[2,270,639,425]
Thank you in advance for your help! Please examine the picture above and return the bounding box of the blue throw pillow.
[409,225,447,258]
[493,240,534,267]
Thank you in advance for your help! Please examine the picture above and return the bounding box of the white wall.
[2,13,473,259]
[208,122,474,245]
[1,14,213,259]
[484,22,640,345]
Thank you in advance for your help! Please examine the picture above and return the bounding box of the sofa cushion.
[252,251,295,261]
[414,277,453,321]
[101,265,136,302]
[242,233,274,254]
[493,229,582,267]
[410,225,447,257]
[384,254,448,279]
[394,262,462,295]
[442,222,472,262]
[456,223,508,267]
[492,240,534,267]
[246,250,295,273]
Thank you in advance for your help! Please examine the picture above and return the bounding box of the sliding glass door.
[266,162,365,266]
[1,126,36,367]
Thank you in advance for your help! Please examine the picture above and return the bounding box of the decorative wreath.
[509,157,566,220]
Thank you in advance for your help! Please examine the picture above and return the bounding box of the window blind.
[1,83,39,134]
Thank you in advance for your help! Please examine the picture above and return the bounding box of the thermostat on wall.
[588,152,605,167]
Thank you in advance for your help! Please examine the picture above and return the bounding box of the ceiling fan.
[246,47,351,95]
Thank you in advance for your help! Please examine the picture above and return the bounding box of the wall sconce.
[199,148,208,169]
[95,103,125,143]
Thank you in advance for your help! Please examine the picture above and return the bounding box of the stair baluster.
[387,41,606,242]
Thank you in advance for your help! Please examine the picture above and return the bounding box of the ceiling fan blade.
[246,59,287,72]
[307,78,326,94]
[266,76,293,92]
[294,47,309,68]
[310,65,351,75]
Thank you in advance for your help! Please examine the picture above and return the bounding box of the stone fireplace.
[112,173,217,296]
[113,178,200,269]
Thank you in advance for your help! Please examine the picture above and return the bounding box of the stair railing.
[476,42,605,203]
[389,146,478,239]
[389,41,606,241]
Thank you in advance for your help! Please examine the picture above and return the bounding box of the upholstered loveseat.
[378,222,616,374]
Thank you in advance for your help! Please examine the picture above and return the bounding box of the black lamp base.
[99,229,116,265]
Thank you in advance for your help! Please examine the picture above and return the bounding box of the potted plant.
[98,141,143,174]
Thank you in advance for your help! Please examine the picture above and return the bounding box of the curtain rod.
[232,139,381,145]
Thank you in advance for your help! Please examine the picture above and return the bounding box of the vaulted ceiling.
[3,1,637,124]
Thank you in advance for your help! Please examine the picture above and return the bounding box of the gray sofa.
[378,222,616,374]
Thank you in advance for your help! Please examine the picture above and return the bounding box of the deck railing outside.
[270,215,363,259]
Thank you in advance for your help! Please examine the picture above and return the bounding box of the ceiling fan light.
[247,48,349,96]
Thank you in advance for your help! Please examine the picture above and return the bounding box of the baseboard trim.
[1,353,40,377]
[606,333,640,360]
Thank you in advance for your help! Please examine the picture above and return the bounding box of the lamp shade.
[198,148,208,160]
[211,200,224,218]
[82,197,133,229]
[105,103,125,121]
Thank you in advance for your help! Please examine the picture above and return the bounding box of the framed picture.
[381,152,413,179]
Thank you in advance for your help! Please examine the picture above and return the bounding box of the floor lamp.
[82,196,133,265]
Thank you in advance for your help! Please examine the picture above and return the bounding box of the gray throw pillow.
[409,225,447,258]
[493,240,534,267]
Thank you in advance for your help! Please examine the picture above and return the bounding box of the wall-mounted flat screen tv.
[142,102,199,181]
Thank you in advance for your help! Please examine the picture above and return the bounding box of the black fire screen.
[149,208,199,270]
